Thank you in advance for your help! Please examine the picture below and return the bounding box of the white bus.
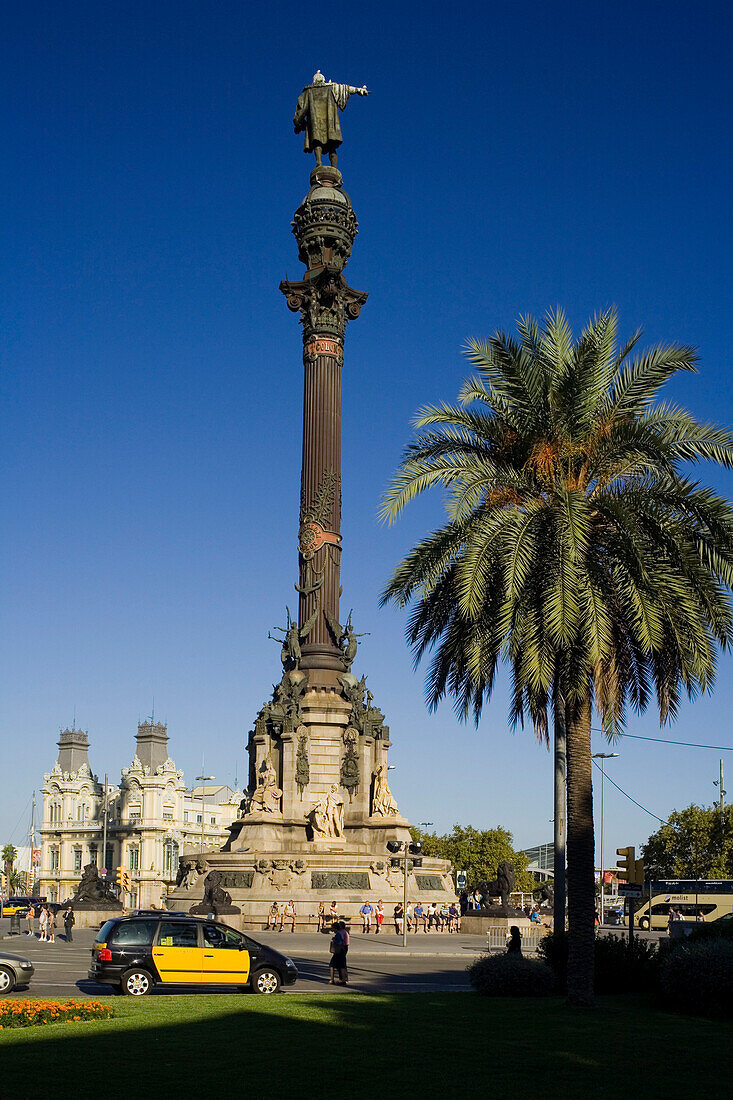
[635,880,733,930]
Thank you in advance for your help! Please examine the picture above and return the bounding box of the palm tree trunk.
[553,695,567,935]
[566,695,594,1006]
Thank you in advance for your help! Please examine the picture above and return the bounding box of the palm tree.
[381,308,733,1005]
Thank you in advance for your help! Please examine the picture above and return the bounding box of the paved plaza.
[0,921,484,995]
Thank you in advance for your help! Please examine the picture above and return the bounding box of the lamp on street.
[591,752,619,924]
[196,774,215,853]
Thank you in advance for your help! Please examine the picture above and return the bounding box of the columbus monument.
[167,73,454,927]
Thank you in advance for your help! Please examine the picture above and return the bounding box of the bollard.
[9,911,21,935]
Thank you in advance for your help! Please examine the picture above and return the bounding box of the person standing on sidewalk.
[374,900,384,933]
[63,905,75,942]
[328,921,349,985]
[26,903,35,937]
[38,904,48,942]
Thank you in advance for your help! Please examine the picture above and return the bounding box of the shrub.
[594,934,658,993]
[659,939,733,1017]
[537,931,657,994]
[0,999,113,1029]
[467,953,555,997]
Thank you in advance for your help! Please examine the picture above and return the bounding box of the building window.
[89,843,98,866]
[196,814,202,825]
[50,802,61,824]
[183,811,189,823]
[163,839,179,879]
[73,847,82,873]
[128,846,139,872]
[105,845,114,872]
[129,802,142,822]
[163,813,173,822]
[210,816,216,825]
[50,846,60,872]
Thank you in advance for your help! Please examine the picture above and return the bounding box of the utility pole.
[592,753,619,925]
[28,792,36,890]
[714,759,726,831]
[102,773,109,876]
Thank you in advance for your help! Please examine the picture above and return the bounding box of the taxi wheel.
[252,968,281,995]
[0,966,16,996]
[122,968,153,996]
[639,918,650,931]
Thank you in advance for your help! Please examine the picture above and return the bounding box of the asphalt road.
[0,924,481,996]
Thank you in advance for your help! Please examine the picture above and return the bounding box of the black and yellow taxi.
[89,913,298,996]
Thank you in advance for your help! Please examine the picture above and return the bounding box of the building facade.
[39,722,240,908]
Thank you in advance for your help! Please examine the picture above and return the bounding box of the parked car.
[0,950,35,995]
[89,913,297,996]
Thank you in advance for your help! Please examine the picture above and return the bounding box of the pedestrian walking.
[26,903,36,937]
[39,904,48,942]
[507,926,523,955]
[375,900,384,933]
[47,907,56,943]
[63,905,75,942]
[328,921,349,985]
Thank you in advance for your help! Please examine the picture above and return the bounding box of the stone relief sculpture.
[256,858,307,892]
[176,857,209,889]
[293,70,369,168]
[247,755,283,814]
[307,783,345,839]
[295,727,310,791]
[340,740,360,796]
[371,763,399,818]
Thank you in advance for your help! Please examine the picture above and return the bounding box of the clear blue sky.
[2,1,732,864]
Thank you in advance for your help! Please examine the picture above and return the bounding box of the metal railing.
[486,927,548,954]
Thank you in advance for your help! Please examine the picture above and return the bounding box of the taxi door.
[201,922,250,983]
[153,920,204,983]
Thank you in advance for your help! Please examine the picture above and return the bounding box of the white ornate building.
[39,722,241,908]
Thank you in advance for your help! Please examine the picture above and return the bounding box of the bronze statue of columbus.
[293,70,368,168]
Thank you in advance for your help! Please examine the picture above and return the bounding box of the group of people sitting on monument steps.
[264,899,463,933]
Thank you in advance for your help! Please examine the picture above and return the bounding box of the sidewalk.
[255,930,485,957]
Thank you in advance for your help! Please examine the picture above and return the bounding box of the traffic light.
[616,846,635,882]
[116,867,132,893]
[408,840,423,868]
[616,847,644,885]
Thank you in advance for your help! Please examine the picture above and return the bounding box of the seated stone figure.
[247,755,282,814]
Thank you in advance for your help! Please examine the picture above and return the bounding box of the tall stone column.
[281,165,367,680]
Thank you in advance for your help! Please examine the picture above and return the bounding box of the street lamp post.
[592,752,619,925]
[196,775,215,854]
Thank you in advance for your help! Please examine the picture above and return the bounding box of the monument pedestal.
[64,903,123,930]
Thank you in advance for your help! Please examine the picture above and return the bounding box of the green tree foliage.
[382,308,733,1005]
[410,824,533,891]
[2,844,17,868]
[642,803,733,879]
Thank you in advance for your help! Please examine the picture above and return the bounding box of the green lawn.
[1,993,730,1097]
